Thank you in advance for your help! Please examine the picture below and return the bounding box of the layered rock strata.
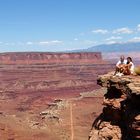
[89,73,140,140]
[0,52,102,64]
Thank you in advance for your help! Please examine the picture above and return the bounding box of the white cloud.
[26,41,33,45]
[129,37,140,42]
[137,24,140,28]
[4,42,15,46]
[137,24,140,31]
[20,40,64,47]
[106,36,122,41]
[0,40,63,47]
[74,38,78,41]
[51,40,63,43]
[92,29,108,34]
[39,41,49,45]
[39,40,63,46]
[105,40,123,45]
[113,27,133,34]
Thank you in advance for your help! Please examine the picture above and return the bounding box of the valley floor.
[0,64,113,140]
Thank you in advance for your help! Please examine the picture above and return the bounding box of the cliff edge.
[0,52,102,64]
[89,73,140,140]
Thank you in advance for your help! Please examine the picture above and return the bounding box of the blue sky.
[0,0,140,52]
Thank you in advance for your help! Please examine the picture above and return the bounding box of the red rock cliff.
[89,73,140,140]
[0,52,102,64]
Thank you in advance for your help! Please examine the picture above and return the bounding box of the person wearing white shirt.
[114,55,127,75]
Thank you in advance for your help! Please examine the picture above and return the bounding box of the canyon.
[0,52,114,140]
[0,52,102,64]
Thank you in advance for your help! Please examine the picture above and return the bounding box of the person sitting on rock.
[114,55,127,76]
[122,57,134,75]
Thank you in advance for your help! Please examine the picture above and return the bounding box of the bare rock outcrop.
[0,52,102,64]
[89,73,140,140]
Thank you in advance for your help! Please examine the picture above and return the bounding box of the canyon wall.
[0,52,102,64]
[89,73,140,140]
[0,56,114,140]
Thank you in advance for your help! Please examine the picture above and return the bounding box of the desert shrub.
[134,66,140,75]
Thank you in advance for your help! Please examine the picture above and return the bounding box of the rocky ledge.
[89,73,140,140]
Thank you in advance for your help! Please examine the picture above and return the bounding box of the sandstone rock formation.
[0,58,114,139]
[0,52,102,64]
[89,73,140,140]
